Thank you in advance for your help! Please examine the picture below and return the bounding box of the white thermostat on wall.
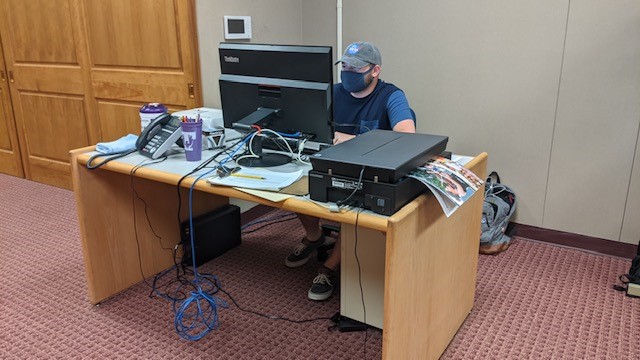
[224,15,252,40]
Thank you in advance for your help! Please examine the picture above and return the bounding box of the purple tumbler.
[139,103,168,131]
[180,121,203,161]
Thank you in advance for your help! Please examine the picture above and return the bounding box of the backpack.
[480,171,517,247]
[613,245,640,297]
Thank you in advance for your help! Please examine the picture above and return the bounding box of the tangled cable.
[173,272,228,340]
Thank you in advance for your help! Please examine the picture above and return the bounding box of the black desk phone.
[136,113,183,159]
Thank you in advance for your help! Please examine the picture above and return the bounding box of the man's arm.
[387,90,416,133]
[334,119,414,144]
[393,119,416,133]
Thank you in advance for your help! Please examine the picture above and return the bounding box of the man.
[285,41,416,301]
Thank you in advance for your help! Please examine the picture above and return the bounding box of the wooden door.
[83,0,201,141]
[0,0,94,188]
[0,36,23,178]
[0,0,201,189]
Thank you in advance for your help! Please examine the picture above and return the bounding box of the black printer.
[309,130,448,215]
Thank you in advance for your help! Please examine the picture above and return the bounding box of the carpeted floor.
[0,173,638,359]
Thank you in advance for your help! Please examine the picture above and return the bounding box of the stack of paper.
[207,168,303,192]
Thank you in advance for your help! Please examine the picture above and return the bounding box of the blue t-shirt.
[333,81,415,135]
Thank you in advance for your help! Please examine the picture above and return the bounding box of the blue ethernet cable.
[174,134,253,341]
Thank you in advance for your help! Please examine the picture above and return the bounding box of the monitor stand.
[237,135,291,167]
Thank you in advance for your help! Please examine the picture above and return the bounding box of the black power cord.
[336,166,366,207]
[86,149,137,169]
[128,156,192,300]
[217,287,333,324]
[354,208,369,359]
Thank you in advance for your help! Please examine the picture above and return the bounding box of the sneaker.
[285,235,326,268]
[308,267,335,301]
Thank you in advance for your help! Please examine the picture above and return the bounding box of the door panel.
[12,65,84,94]
[85,0,181,68]
[0,0,92,189]
[19,93,88,161]
[0,84,24,177]
[2,0,77,64]
[28,156,72,189]
[92,70,189,105]
[0,99,11,149]
[84,0,201,142]
[0,30,24,177]
[17,92,87,188]
[97,101,142,142]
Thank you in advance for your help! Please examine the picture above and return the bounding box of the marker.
[230,173,265,180]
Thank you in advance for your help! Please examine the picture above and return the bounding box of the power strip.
[331,312,367,332]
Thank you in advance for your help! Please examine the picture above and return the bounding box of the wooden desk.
[70,147,487,359]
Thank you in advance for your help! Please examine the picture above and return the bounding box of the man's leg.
[323,237,340,271]
[285,214,327,268]
[298,214,322,241]
[308,236,341,301]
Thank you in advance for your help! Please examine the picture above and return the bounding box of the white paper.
[207,168,303,191]
[234,188,296,202]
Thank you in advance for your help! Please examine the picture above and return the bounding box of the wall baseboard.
[514,223,638,259]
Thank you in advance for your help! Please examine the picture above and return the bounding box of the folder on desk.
[207,168,303,192]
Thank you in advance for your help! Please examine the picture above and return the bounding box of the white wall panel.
[544,0,640,240]
[621,133,640,245]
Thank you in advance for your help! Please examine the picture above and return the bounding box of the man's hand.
[333,131,356,145]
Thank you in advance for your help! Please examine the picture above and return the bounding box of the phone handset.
[136,113,183,159]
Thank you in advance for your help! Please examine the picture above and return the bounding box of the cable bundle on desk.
[236,127,310,165]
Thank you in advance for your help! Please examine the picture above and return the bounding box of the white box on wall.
[224,15,251,39]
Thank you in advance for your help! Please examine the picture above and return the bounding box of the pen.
[230,173,265,180]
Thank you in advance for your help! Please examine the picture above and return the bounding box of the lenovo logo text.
[224,56,240,63]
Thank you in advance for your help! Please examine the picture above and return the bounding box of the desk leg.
[340,225,386,329]
[71,162,228,304]
[381,171,485,358]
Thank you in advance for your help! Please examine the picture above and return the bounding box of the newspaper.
[408,156,484,217]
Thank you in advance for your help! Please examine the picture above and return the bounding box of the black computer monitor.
[219,43,333,167]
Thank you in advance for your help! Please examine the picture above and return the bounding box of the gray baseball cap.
[335,42,381,68]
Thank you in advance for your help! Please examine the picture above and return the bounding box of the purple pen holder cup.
[180,121,203,161]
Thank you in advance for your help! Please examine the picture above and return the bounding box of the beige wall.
[194,0,640,244]
[544,1,640,241]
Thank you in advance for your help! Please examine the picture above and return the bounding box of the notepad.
[207,168,303,191]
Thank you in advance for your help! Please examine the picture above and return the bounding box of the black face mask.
[340,66,375,93]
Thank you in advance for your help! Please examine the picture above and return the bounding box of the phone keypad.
[144,124,179,154]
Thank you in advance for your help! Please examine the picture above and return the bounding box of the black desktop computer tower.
[180,204,241,268]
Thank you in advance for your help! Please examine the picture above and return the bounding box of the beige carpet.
[0,173,638,359]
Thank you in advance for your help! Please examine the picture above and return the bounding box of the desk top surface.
[72,144,485,232]
[72,145,394,231]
